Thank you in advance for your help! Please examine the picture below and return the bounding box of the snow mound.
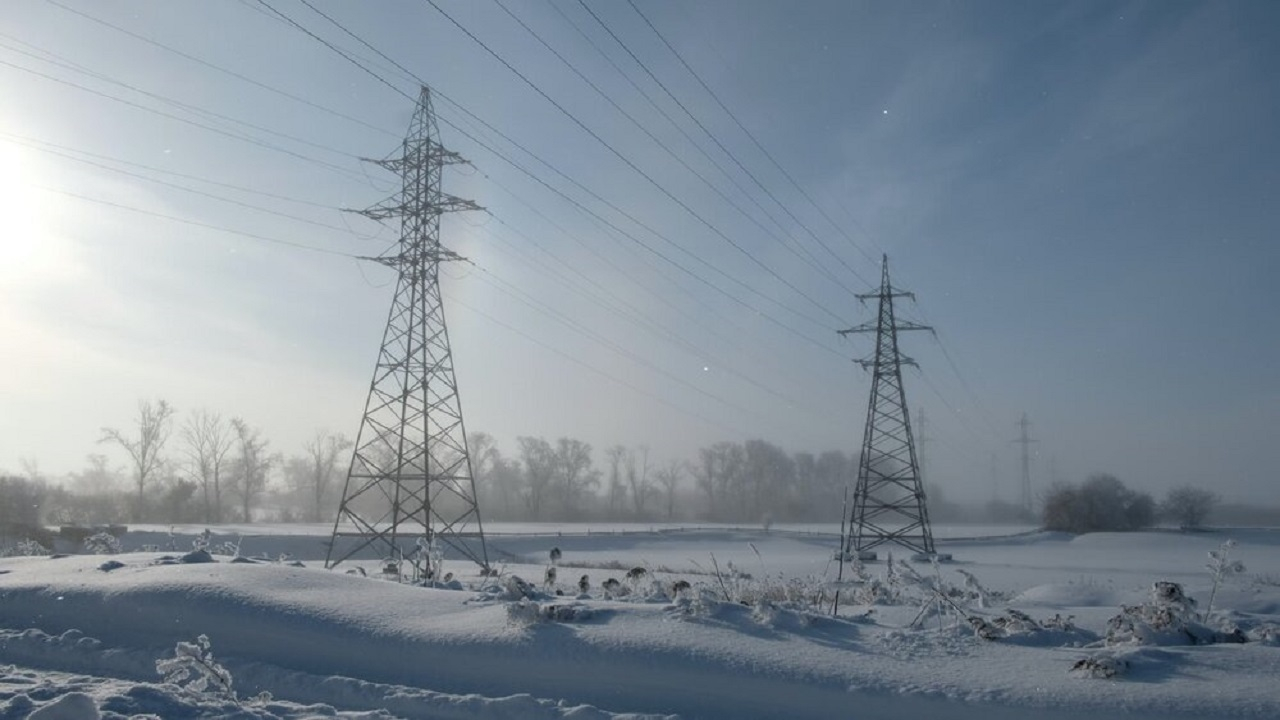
[1011,582,1119,607]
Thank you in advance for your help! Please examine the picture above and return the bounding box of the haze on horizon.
[1,0,1276,509]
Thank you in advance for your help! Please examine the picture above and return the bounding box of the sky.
[0,0,1276,505]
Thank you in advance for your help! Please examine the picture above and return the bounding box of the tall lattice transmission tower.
[839,256,937,561]
[326,86,489,575]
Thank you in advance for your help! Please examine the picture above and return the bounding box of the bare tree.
[301,429,352,522]
[517,436,556,520]
[229,418,273,523]
[692,442,743,521]
[100,399,176,521]
[626,445,652,519]
[554,437,599,517]
[655,461,682,521]
[180,410,234,523]
[1161,486,1219,530]
[469,431,501,510]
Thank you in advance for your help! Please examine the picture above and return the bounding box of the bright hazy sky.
[0,1,1276,505]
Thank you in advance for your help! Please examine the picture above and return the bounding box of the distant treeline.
[3,398,1258,531]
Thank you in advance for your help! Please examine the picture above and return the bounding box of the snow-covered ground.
[2,525,1278,719]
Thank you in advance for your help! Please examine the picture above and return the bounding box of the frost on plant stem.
[156,634,235,700]
[1204,539,1246,623]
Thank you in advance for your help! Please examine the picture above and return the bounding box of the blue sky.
[0,0,1276,505]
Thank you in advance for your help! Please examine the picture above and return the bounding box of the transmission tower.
[916,406,930,482]
[1013,412,1037,516]
[839,255,937,560]
[326,86,489,574]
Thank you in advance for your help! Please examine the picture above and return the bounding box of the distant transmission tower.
[1014,412,1037,517]
[327,86,489,574]
[839,255,937,560]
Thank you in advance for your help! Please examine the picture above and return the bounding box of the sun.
[0,143,60,283]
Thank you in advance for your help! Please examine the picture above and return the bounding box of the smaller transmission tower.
[1013,412,1037,516]
[327,86,489,574]
[839,255,937,560]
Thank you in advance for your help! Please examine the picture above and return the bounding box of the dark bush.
[1043,473,1154,533]
[1161,486,1219,529]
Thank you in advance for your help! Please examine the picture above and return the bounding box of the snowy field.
[2,524,1279,719]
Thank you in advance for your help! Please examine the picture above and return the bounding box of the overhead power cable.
[39,185,357,258]
[423,0,845,326]
[42,0,399,138]
[260,0,847,358]
[17,140,370,237]
[1,130,333,209]
[0,57,364,182]
[475,213,836,414]
[624,0,881,270]
[491,0,855,299]
[0,35,359,160]
[576,1,870,289]
[442,290,751,439]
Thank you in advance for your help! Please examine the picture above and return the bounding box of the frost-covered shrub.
[955,569,1009,608]
[1203,540,1246,622]
[84,531,122,555]
[1248,623,1280,645]
[1071,652,1128,679]
[214,538,242,558]
[505,599,543,627]
[1105,581,1245,646]
[504,600,594,626]
[601,577,625,598]
[1,539,51,557]
[179,549,216,564]
[156,635,235,699]
[969,609,1096,646]
[505,575,537,600]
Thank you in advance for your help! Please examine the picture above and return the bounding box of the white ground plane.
[2,524,1278,719]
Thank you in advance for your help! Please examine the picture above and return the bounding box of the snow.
[2,526,1279,719]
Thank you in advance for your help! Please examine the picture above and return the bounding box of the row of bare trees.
[42,399,353,526]
[467,435,854,523]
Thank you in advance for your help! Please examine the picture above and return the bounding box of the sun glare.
[0,144,61,283]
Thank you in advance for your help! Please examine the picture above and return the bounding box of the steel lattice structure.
[840,255,936,559]
[326,86,489,573]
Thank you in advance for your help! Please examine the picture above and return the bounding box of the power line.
[42,0,399,138]
[443,290,751,439]
[9,136,370,237]
[626,0,881,269]
[0,56,364,181]
[38,185,358,258]
[581,0,871,287]
[0,35,359,161]
[491,0,855,300]
[545,0,814,263]
[423,0,845,326]
[261,1,846,358]
[0,130,334,209]
[474,213,838,416]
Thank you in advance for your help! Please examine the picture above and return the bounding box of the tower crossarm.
[855,290,915,302]
[360,146,470,174]
[351,194,482,223]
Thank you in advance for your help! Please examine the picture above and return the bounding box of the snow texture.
[2,525,1279,719]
